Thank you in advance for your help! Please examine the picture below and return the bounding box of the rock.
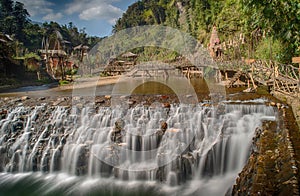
[120,95,129,99]
[156,130,165,137]
[203,103,211,107]
[12,98,22,103]
[72,96,81,101]
[243,87,256,93]
[111,119,125,143]
[127,100,136,106]
[0,110,7,119]
[163,103,171,108]
[53,99,63,106]
[160,121,168,132]
[39,97,46,101]
[114,118,125,132]
[276,103,281,109]
[76,103,83,109]
[21,96,30,101]
[95,99,105,104]
[60,137,66,145]
[12,120,23,132]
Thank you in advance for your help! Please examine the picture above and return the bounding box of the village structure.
[20,25,298,99]
[38,31,87,81]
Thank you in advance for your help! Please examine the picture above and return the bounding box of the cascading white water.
[0,101,276,195]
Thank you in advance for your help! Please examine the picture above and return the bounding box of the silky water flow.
[0,100,276,195]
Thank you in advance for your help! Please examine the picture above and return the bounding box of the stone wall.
[273,92,300,130]
[232,109,300,195]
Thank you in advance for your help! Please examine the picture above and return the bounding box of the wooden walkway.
[103,61,203,78]
[218,59,300,97]
[100,57,299,97]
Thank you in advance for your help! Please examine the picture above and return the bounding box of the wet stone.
[0,110,7,119]
[111,119,125,143]
[105,95,111,100]
[163,103,171,109]
[39,97,46,101]
[160,121,168,132]
[12,121,24,132]
[21,96,30,101]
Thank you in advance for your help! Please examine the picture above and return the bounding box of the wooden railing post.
[273,60,276,93]
[298,66,300,94]
[292,57,300,94]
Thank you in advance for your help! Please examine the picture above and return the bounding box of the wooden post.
[292,57,300,93]
[273,61,276,93]
[248,73,257,89]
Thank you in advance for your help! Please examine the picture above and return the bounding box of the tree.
[0,0,14,34]
[13,1,29,41]
[1,0,13,15]
[239,0,300,61]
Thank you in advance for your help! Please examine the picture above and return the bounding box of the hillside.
[0,0,102,87]
[113,0,300,63]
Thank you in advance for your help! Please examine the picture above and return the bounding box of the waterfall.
[0,101,276,195]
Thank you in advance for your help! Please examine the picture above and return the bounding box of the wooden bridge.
[100,57,299,97]
[217,59,300,97]
[102,61,203,78]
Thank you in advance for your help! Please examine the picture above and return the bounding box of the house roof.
[74,44,89,50]
[39,49,67,56]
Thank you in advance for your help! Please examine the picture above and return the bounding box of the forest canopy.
[0,0,101,53]
[113,0,300,63]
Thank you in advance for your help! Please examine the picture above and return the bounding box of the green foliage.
[239,0,300,62]
[254,37,285,62]
[0,0,103,83]
[0,1,101,52]
[59,80,70,86]
[14,52,41,72]
[112,0,299,63]
[24,52,41,60]
[134,47,178,62]
[0,0,29,42]
[65,69,77,76]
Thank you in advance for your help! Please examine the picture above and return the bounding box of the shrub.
[254,37,285,62]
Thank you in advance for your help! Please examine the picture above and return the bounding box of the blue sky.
[18,0,137,37]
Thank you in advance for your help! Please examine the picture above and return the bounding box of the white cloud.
[17,0,54,17]
[66,0,124,23]
[79,4,123,22]
[42,13,63,21]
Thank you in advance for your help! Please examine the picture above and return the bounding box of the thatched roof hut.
[74,44,89,50]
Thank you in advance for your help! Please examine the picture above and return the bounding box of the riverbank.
[58,75,120,91]
[273,91,300,130]
[0,78,55,92]
[229,89,300,195]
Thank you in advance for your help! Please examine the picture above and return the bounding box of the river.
[0,76,280,196]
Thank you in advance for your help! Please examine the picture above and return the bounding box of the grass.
[59,80,70,86]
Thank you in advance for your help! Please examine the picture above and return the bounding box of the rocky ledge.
[232,106,300,195]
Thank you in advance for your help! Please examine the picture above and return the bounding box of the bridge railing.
[217,59,300,95]
[277,63,299,80]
